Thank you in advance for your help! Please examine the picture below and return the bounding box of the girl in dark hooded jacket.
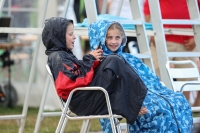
[42,17,148,129]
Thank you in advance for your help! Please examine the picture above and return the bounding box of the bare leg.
[183,92,190,103]
[193,57,200,107]
[138,107,148,116]
[193,92,200,107]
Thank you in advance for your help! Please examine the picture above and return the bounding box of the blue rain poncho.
[88,20,193,133]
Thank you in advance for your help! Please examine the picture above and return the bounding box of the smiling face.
[65,23,76,50]
[105,23,124,52]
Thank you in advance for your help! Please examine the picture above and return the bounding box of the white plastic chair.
[166,60,200,123]
[45,64,125,133]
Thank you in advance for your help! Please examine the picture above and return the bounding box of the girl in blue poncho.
[88,20,193,133]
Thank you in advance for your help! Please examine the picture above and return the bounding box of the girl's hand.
[90,49,104,61]
[138,106,148,116]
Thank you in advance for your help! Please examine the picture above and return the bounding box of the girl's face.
[105,29,123,52]
[65,23,76,50]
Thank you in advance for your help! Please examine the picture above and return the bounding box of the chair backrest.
[166,60,200,92]
[45,64,65,109]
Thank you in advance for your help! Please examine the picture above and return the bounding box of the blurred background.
[0,0,85,110]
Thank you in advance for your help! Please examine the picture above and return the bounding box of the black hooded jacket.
[42,17,99,100]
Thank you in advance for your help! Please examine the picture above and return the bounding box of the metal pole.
[62,0,70,18]
[0,0,5,16]
[33,77,50,133]
[18,0,49,132]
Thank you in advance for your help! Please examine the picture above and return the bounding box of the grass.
[0,106,199,133]
[0,106,102,133]
[193,112,200,117]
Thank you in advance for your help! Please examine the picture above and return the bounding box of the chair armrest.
[62,86,117,117]
[180,82,200,92]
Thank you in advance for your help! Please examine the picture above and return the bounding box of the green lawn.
[0,106,199,133]
[0,106,102,133]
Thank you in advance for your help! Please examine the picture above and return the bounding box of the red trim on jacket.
[55,60,99,99]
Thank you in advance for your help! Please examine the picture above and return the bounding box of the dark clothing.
[42,17,99,99]
[70,55,147,124]
[42,17,147,124]
[47,50,99,99]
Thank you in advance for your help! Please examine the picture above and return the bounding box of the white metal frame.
[45,64,123,133]
[0,0,5,15]
[148,0,200,88]
[166,60,200,123]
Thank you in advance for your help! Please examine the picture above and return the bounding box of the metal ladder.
[148,0,200,88]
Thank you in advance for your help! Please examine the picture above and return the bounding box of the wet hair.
[68,21,73,25]
[108,23,124,38]
[66,21,73,30]
[107,22,127,45]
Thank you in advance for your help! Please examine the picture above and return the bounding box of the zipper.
[120,55,181,132]
[148,90,181,133]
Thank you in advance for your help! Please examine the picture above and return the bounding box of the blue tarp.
[76,14,153,30]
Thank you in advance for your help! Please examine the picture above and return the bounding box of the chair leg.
[80,119,90,133]
[115,118,122,133]
[34,77,50,133]
[56,91,74,133]
[56,113,67,133]
[60,117,69,133]
[110,116,117,133]
[125,124,129,133]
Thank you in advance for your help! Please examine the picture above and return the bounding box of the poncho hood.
[88,20,127,55]
[42,17,73,55]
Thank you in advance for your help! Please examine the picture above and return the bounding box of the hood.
[42,17,73,55]
[88,20,127,55]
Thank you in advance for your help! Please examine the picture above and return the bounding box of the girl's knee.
[106,54,125,63]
